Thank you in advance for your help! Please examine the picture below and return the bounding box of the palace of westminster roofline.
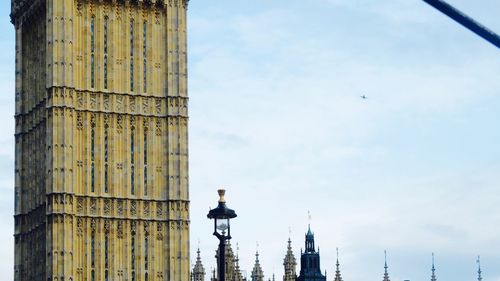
[191,226,486,281]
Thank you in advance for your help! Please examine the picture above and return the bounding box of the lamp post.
[207,189,237,281]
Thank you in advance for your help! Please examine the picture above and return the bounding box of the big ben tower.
[11,0,190,280]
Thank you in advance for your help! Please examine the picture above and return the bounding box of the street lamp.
[207,189,237,281]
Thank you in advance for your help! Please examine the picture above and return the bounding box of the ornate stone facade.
[11,0,190,280]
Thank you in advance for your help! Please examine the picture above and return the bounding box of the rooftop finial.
[334,248,343,281]
[431,253,437,281]
[308,210,312,229]
[477,255,482,281]
[217,188,226,203]
[383,250,390,281]
[384,250,388,271]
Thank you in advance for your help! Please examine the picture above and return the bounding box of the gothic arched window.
[144,236,149,270]
[130,20,135,92]
[143,127,148,196]
[90,15,95,88]
[104,234,109,269]
[131,234,136,280]
[90,231,96,268]
[90,124,95,193]
[104,125,109,193]
[131,125,135,195]
[103,16,109,89]
[143,21,147,93]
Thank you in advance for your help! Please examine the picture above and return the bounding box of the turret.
[251,250,265,281]
[192,248,206,281]
[297,225,326,281]
[283,237,297,281]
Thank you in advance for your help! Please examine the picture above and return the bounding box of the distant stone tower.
[251,250,265,281]
[192,248,206,281]
[10,0,190,280]
[297,226,326,281]
[283,237,297,281]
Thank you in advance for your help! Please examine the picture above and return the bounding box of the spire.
[477,256,482,281]
[383,251,390,281]
[431,253,436,281]
[234,243,244,281]
[252,249,265,281]
[283,237,297,281]
[334,248,343,281]
[305,224,315,253]
[192,248,206,281]
[307,211,313,236]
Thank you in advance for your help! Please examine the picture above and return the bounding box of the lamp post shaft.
[218,239,226,281]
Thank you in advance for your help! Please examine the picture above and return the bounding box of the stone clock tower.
[11,0,190,280]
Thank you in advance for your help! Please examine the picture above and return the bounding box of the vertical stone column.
[46,0,76,280]
[163,1,190,280]
[13,20,23,281]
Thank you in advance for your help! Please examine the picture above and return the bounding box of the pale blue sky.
[1,1,499,281]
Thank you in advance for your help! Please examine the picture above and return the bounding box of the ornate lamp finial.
[217,189,226,203]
